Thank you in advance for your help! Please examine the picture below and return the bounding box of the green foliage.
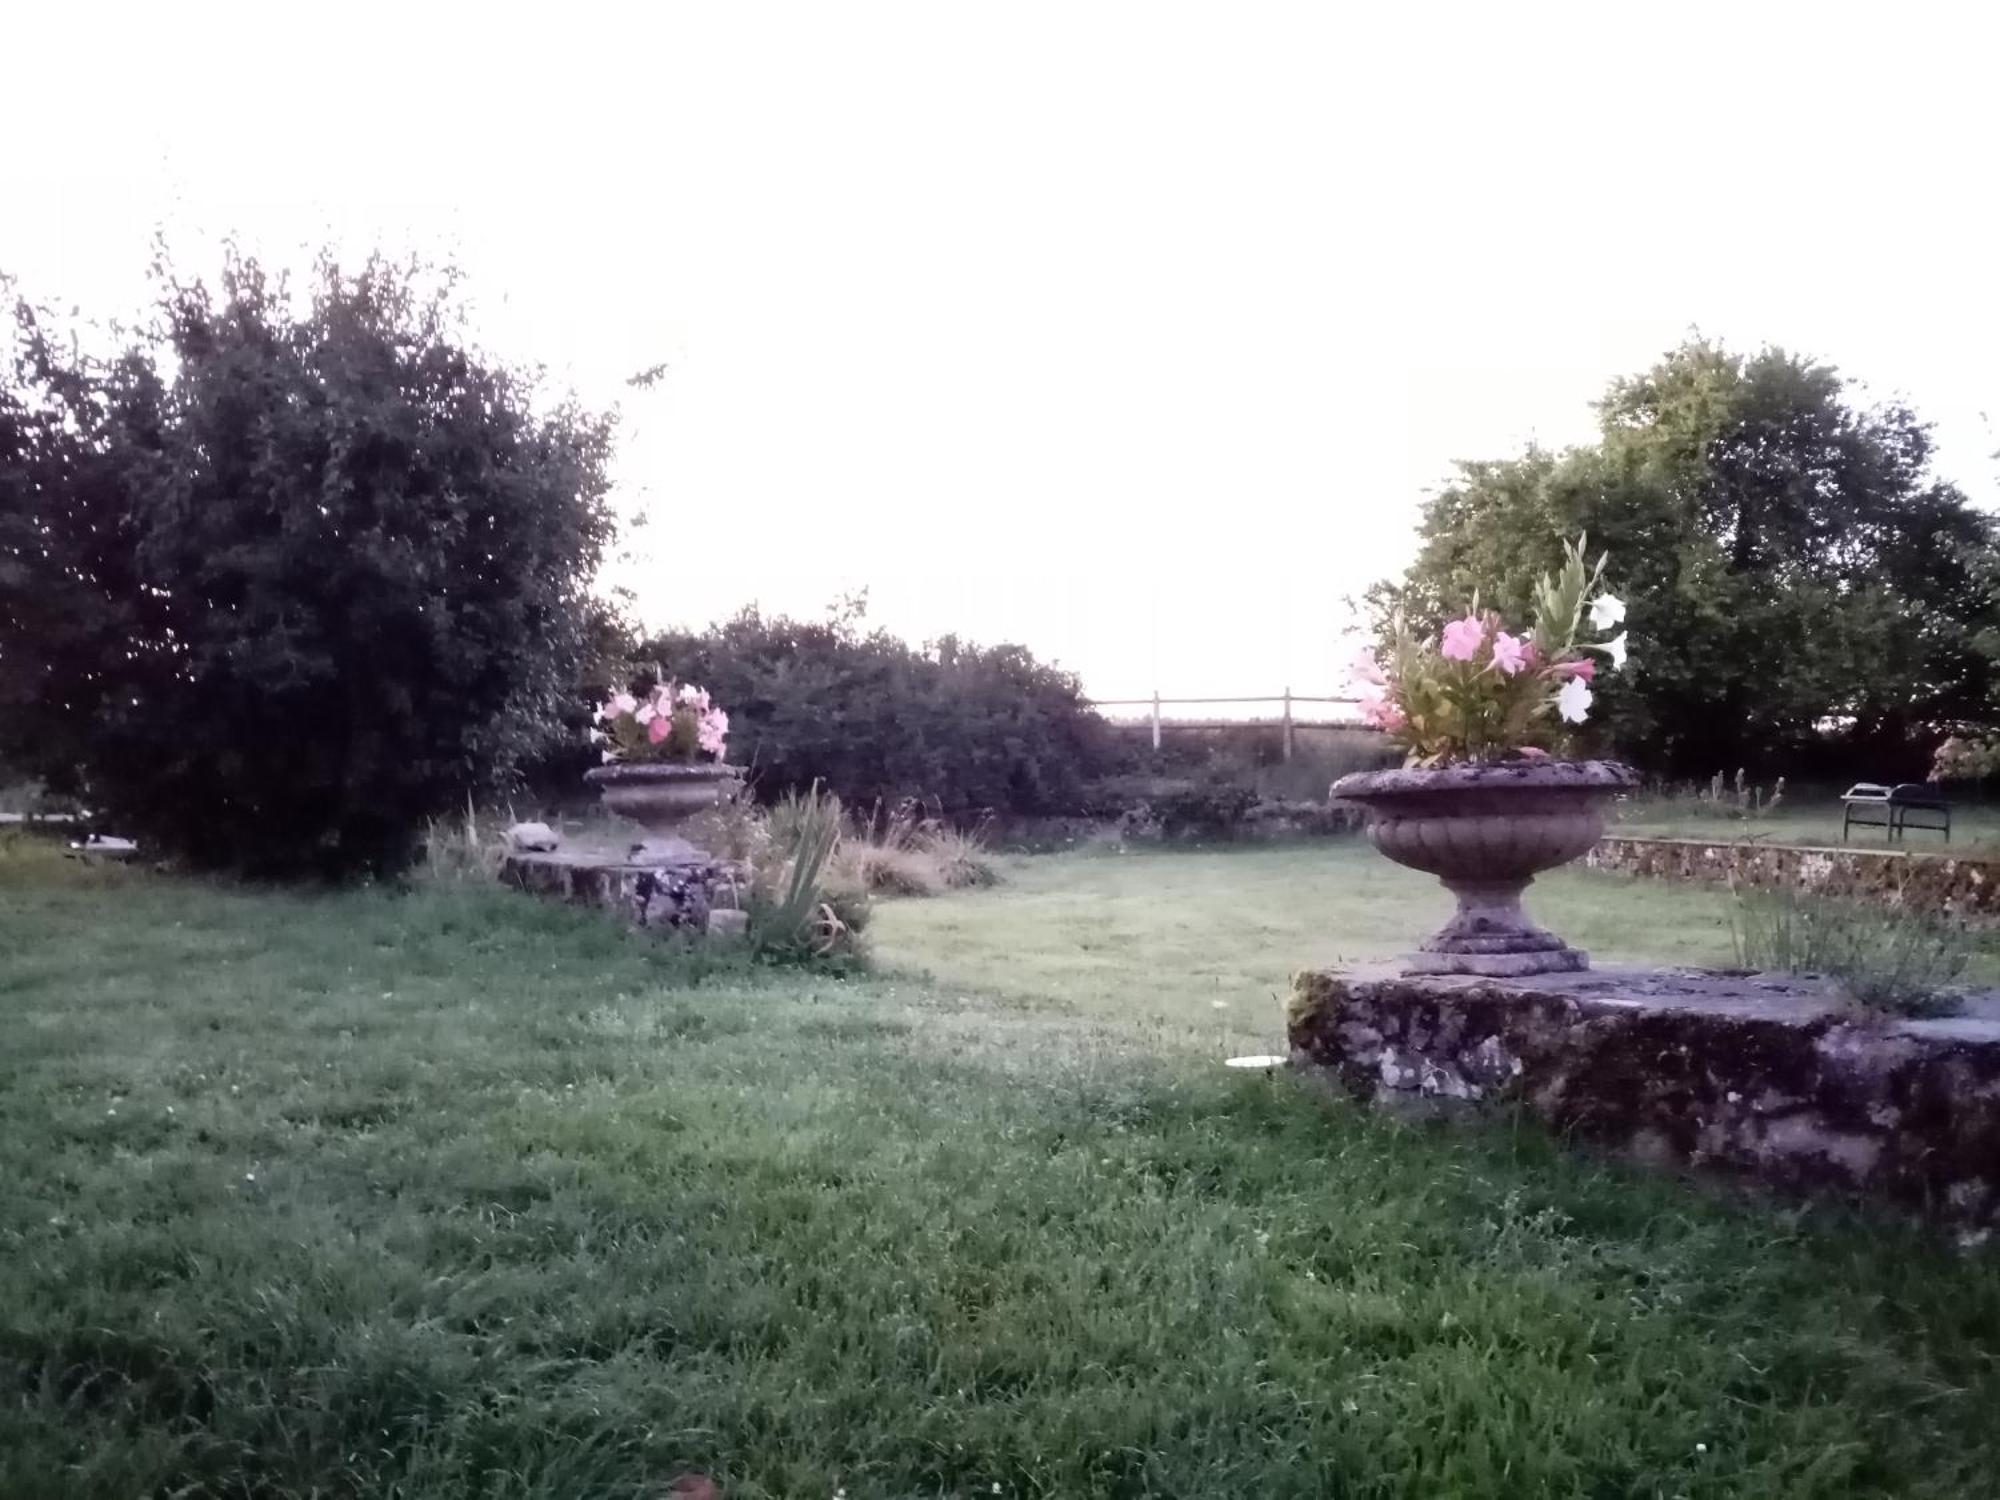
[1730,885,1970,1017]
[1079,773,1261,840]
[1382,340,1998,775]
[0,252,614,877]
[639,603,1117,816]
[1932,734,2000,783]
[1144,777,1261,838]
[750,781,863,962]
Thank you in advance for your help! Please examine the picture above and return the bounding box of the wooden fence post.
[1282,686,1294,762]
[1151,690,1162,752]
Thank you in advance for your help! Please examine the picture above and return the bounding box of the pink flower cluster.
[1441,613,1532,675]
[1347,539,1623,761]
[1348,595,1624,758]
[594,680,730,762]
[1349,648,1404,730]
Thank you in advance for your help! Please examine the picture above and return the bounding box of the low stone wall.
[501,847,748,938]
[1586,835,2000,915]
[1289,964,2000,1228]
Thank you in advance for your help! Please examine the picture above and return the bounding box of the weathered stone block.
[500,847,748,936]
[506,821,561,852]
[705,908,750,943]
[1586,835,2000,916]
[1289,964,2000,1225]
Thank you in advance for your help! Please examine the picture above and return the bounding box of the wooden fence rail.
[1084,690,1364,758]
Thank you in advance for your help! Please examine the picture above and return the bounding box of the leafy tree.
[1382,340,1996,775]
[636,601,1117,816]
[0,253,615,876]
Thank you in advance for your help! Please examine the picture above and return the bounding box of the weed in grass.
[920,819,1000,889]
[1623,768,1787,825]
[1730,883,1971,1017]
[418,795,515,882]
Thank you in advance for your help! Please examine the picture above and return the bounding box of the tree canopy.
[0,254,615,876]
[1382,341,1997,776]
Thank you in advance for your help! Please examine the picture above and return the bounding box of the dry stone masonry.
[1289,964,2000,1228]
[501,845,748,939]
[1587,835,2000,916]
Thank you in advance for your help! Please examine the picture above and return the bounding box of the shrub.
[637,606,1118,816]
[920,819,999,889]
[1082,774,1260,840]
[0,254,614,878]
[828,797,999,896]
[1730,885,1969,1017]
[419,799,512,884]
[750,781,866,963]
[840,843,947,898]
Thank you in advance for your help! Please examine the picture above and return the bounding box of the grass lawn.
[1612,792,2000,856]
[4,838,1999,1498]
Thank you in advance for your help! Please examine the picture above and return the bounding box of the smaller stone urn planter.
[584,761,743,864]
[1331,759,1638,976]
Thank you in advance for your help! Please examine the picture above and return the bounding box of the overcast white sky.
[6,2,1996,701]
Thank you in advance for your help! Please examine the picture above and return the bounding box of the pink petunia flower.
[697,707,730,756]
[1518,746,1550,760]
[647,713,672,744]
[1489,631,1527,675]
[1360,695,1406,732]
[1439,614,1485,662]
[1551,656,1596,681]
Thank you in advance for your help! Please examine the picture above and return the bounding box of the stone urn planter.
[1331,759,1638,976]
[583,761,743,864]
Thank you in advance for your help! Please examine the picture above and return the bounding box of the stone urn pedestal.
[583,760,744,865]
[1331,759,1638,977]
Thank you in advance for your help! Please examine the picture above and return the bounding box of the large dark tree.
[1382,341,1997,776]
[0,254,615,876]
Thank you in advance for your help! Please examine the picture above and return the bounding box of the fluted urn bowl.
[1331,759,1639,976]
[584,761,743,863]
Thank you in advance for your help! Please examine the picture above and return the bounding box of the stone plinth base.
[1402,947,1589,978]
[1288,964,2000,1226]
[501,846,748,939]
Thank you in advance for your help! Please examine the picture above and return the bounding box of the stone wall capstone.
[1586,836,2000,915]
[1289,964,2000,1229]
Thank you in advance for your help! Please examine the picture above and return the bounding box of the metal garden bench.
[1841,782,1951,842]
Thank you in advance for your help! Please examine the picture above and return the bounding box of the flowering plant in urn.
[1352,536,1629,764]
[584,680,740,861]
[594,682,730,764]
[1336,536,1638,977]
